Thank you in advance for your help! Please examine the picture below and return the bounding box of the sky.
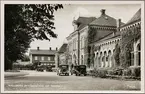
[28,4,141,53]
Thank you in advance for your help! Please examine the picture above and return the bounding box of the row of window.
[68,36,86,51]
[34,56,54,61]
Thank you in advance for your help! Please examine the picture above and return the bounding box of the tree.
[5,4,63,70]
[21,54,30,61]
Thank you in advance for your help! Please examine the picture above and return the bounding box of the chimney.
[49,47,51,50]
[116,19,121,32]
[100,9,106,15]
[37,47,39,50]
[117,19,121,28]
[56,47,58,51]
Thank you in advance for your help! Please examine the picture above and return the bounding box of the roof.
[30,49,56,55]
[122,8,141,27]
[74,17,96,30]
[89,12,124,27]
[58,43,68,53]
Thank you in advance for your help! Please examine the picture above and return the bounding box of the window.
[41,56,44,61]
[34,56,38,60]
[48,57,51,61]
[51,57,54,61]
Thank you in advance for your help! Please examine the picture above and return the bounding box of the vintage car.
[57,65,69,76]
[37,67,44,72]
[73,65,87,76]
[37,65,44,72]
[46,65,53,72]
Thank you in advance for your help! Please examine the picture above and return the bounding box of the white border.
[1,1,144,93]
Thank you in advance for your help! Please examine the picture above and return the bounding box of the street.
[4,70,141,91]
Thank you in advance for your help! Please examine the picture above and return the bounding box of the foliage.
[119,25,141,68]
[91,68,108,78]
[5,4,63,70]
[114,43,121,67]
[88,27,97,44]
[21,54,30,61]
[130,67,141,77]
[122,67,140,78]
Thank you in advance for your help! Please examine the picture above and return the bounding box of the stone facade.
[66,8,141,70]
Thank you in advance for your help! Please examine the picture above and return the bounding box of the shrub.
[98,69,108,78]
[130,66,141,77]
[107,70,114,75]
[122,68,132,76]
[92,68,108,78]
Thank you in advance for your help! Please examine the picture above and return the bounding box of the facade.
[57,43,68,65]
[67,9,125,69]
[120,8,141,67]
[29,47,57,66]
[66,17,96,67]
[88,9,124,69]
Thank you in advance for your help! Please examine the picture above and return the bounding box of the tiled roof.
[74,17,96,30]
[30,49,56,55]
[58,43,68,53]
[89,14,124,27]
[122,8,141,27]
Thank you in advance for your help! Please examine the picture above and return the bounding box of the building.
[57,43,68,65]
[29,47,57,66]
[66,17,96,67]
[67,9,125,69]
[88,9,125,69]
[120,8,141,67]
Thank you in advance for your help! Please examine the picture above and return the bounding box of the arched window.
[137,43,141,66]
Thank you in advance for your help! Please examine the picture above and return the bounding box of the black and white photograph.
[0,0,144,93]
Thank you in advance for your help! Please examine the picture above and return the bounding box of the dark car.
[37,65,44,72]
[57,65,69,76]
[37,67,44,72]
[73,65,87,76]
[46,65,53,72]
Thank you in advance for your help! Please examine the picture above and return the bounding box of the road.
[4,70,141,91]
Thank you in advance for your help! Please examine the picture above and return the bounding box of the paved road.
[4,70,141,91]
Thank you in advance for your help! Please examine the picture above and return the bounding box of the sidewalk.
[5,71,29,77]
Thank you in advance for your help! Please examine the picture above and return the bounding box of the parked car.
[57,65,69,76]
[37,66,44,72]
[46,65,53,72]
[73,65,87,76]
[37,67,44,72]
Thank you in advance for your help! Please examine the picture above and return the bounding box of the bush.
[130,66,141,77]
[98,69,108,78]
[91,68,108,78]
[123,68,132,76]
[107,70,114,75]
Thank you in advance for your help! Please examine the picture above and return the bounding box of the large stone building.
[67,9,125,69]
